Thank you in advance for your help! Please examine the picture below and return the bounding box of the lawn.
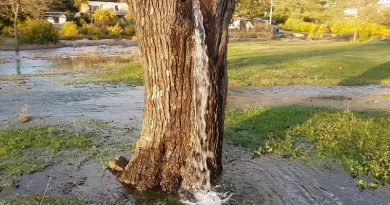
[225,107,390,187]
[90,38,390,87]
[228,39,390,87]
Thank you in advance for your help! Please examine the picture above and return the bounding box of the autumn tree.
[272,0,333,23]
[109,0,235,193]
[235,0,269,19]
[0,0,51,53]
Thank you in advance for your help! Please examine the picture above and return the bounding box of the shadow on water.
[339,61,390,85]
[116,188,183,205]
[16,58,21,75]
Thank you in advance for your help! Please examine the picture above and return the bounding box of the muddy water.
[0,45,137,75]
[1,46,390,204]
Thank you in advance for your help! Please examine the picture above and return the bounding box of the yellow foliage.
[59,21,79,40]
[282,18,390,41]
[107,23,123,37]
[92,9,118,27]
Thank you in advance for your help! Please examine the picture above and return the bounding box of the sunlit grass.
[227,39,390,87]
[82,39,390,87]
[225,107,390,186]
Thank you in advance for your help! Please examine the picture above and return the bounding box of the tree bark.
[11,0,20,54]
[111,0,235,193]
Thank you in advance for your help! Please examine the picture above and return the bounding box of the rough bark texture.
[116,0,234,193]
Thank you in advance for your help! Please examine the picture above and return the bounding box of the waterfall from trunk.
[190,0,212,192]
[181,0,231,204]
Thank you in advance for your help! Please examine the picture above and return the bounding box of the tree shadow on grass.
[224,106,390,152]
[227,43,364,71]
[224,106,323,150]
[338,61,390,86]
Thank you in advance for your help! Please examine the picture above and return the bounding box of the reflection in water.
[16,57,21,75]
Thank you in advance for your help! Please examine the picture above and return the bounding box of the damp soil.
[0,46,390,204]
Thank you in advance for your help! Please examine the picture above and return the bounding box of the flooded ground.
[0,46,389,204]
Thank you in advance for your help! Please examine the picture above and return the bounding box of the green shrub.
[18,18,58,44]
[59,21,79,40]
[80,24,104,39]
[107,23,123,37]
[123,25,136,37]
[1,26,14,37]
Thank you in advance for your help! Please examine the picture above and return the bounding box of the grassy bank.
[228,39,390,87]
[0,126,94,185]
[87,63,143,85]
[225,107,390,186]
[87,39,390,87]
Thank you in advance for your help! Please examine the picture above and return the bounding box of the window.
[115,5,119,11]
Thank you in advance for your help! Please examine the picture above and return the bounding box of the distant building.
[344,0,389,17]
[43,12,67,27]
[344,7,358,16]
[80,1,129,17]
[378,0,390,7]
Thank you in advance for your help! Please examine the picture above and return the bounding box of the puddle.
[0,45,137,75]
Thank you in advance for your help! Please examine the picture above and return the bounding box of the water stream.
[183,1,231,204]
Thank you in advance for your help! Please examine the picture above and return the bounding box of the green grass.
[91,39,390,87]
[227,39,390,87]
[87,63,143,85]
[225,107,390,185]
[0,126,94,184]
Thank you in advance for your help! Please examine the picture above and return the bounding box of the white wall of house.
[80,1,129,15]
[379,0,390,6]
[44,12,67,26]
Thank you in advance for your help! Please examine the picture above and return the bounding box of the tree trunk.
[111,0,234,193]
[12,0,20,54]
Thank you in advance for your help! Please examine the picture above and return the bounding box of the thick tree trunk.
[111,0,234,193]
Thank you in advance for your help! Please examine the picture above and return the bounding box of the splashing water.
[181,190,232,205]
[183,0,232,204]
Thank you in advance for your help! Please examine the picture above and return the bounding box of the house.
[79,1,129,17]
[378,0,390,7]
[344,7,357,16]
[229,19,254,31]
[43,12,67,27]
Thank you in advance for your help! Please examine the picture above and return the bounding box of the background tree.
[73,0,88,9]
[92,9,118,27]
[272,0,333,23]
[50,0,78,13]
[234,0,269,19]
[109,0,235,193]
[0,0,51,52]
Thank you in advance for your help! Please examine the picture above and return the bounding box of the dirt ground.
[0,46,390,204]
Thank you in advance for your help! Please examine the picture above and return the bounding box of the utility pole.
[269,0,273,25]
[353,0,359,42]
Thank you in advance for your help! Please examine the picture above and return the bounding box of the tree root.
[107,156,128,174]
